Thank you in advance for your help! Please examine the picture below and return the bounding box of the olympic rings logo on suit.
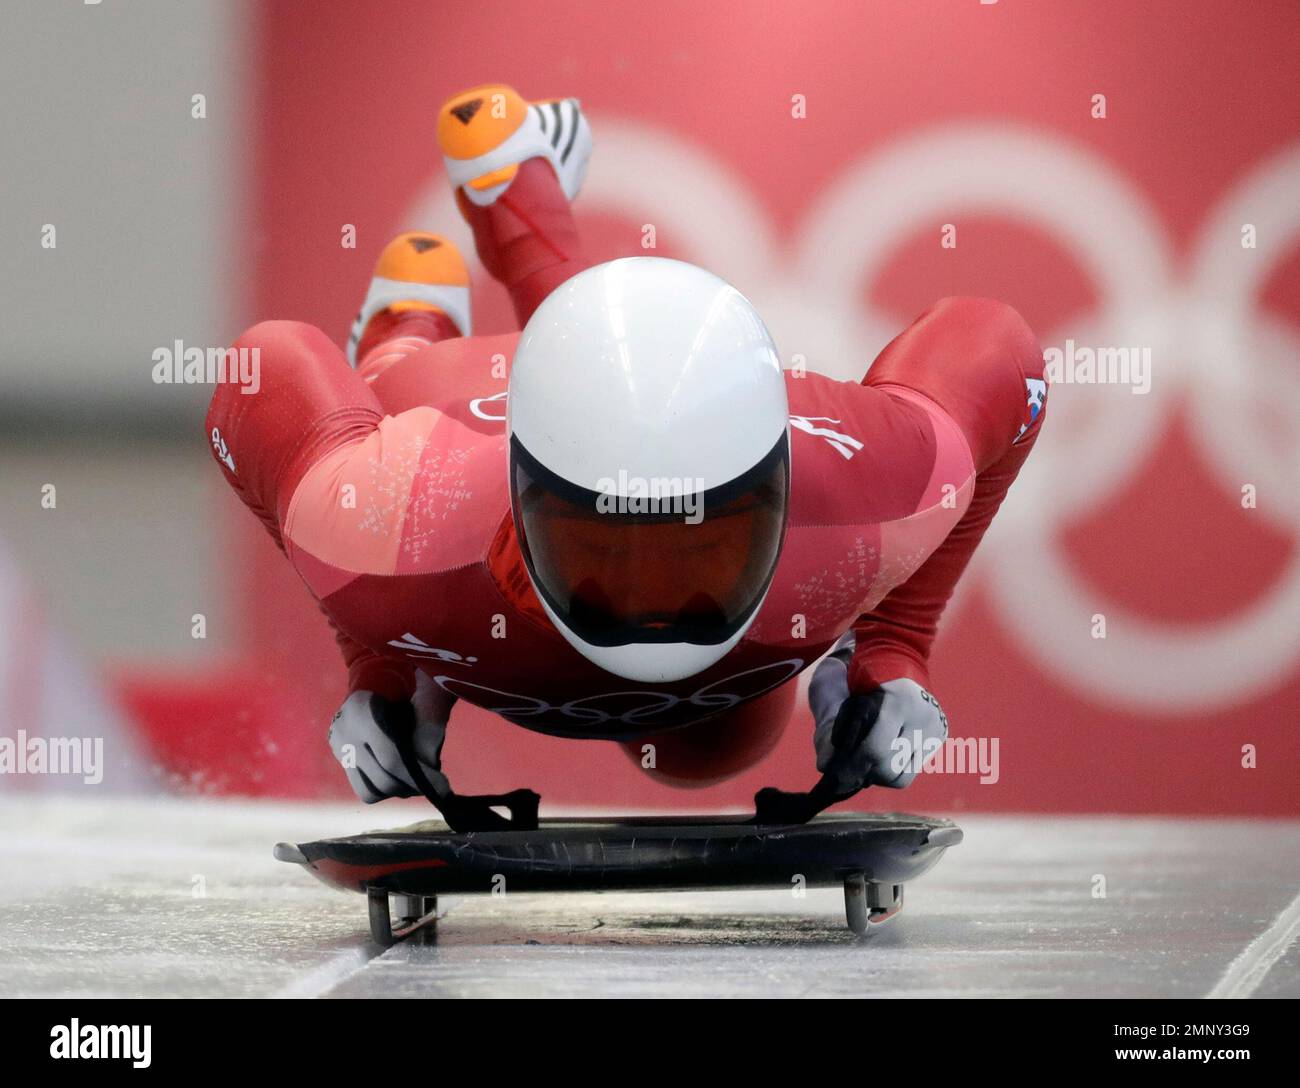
[433,657,805,728]
[407,121,1300,712]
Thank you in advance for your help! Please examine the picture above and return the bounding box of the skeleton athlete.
[206,84,1047,804]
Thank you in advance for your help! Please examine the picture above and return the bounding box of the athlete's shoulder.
[785,369,894,473]
[865,297,1045,469]
[784,367,883,412]
[784,369,967,526]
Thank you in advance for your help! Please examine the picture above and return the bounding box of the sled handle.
[377,696,541,833]
[750,773,862,826]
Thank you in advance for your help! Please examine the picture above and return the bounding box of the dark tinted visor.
[511,434,788,648]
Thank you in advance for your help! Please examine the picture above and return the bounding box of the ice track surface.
[1,797,1298,999]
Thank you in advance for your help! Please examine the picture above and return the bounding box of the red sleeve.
[336,632,416,703]
[205,320,416,701]
[849,297,1047,692]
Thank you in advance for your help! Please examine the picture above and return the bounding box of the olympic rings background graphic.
[408,122,1300,713]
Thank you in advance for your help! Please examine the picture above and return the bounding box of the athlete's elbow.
[230,319,330,360]
[935,297,1040,365]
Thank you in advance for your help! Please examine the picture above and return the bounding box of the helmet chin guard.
[508,257,789,683]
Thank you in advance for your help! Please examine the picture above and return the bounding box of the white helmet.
[508,257,790,683]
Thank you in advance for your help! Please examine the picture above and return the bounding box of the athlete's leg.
[438,85,592,326]
[217,227,474,533]
[355,308,461,387]
[619,680,798,789]
[341,228,491,426]
[346,231,471,399]
[456,159,586,326]
[208,321,381,546]
[206,319,421,699]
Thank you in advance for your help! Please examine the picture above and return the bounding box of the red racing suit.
[207,159,1046,777]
